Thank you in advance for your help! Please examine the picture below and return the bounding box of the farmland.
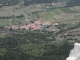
[0,4,80,26]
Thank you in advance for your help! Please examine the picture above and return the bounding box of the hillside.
[0,0,80,60]
[0,30,74,60]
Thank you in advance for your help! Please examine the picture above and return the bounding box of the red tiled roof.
[54,23,59,26]
[11,25,18,30]
[28,23,39,30]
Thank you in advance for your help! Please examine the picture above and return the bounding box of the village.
[4,18,60,32]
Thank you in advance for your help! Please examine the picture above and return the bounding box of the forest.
[0,30,74,60]
[0,0,21,6]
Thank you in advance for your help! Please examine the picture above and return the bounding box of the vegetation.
[0,0,22,7]
[60,8,80,13]
[0,0,80,60]
[0,30,74,60]
[0,17,25,26]
[24,0,80,7]
[67,0,80,7]
[0,0,80,7]
[0,21,80,60]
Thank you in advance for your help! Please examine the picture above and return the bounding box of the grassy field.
[33,9,62,22]
[31,6,80,23]
[0,17,26,26]
[0,19,10,26]
[59,7,80,13]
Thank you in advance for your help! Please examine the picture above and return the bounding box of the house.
[35,20,41,25]
[28,23,39,31]
[52,22,59,26]
[4,25,9,29]
[19,25,29,30]
[42,22,51,27]
[11,25,19,30]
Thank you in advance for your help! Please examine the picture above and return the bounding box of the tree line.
[0,0,80,7]
[0,0,22,7]
[0,14,24,19]
[24,0,80,7]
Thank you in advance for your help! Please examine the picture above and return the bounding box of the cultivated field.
[0,4,80,26]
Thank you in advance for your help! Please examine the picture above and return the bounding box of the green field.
[60,7,80,13]
[32,9,62,22]
[0,17,26,26]
[0,19,10,26]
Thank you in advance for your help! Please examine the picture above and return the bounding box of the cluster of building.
[4,18,59,32]
[20,18,42,31]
